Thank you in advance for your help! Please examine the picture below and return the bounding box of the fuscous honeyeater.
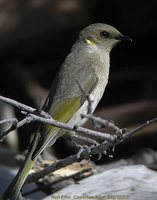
[3,23,131,200]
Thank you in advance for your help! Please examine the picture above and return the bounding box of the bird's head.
[79,23,132,53]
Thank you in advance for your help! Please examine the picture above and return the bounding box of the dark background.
[0,0,157,162]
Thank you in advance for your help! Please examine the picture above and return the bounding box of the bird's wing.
[32,66,98,159]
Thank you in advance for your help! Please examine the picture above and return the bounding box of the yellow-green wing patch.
[32,97,82,158]
[46,96,81,135]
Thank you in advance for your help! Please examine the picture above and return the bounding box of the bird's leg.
[76,144,91,160]
[71,134,99,146]
[115,128,127,140]
[63,131,99,148]
[63,133,96,159]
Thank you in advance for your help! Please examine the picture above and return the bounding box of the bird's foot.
[76,144,91,160]
[72,134,99,146]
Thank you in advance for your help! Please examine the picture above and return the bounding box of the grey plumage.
[3,23,131,200]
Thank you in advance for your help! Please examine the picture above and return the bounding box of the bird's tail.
[2,133,39,200]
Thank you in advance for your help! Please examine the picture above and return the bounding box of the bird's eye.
[100,31,109,38]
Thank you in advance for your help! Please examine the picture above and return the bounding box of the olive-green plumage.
[3,23,131,200]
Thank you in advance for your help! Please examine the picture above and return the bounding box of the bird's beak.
[115,34,132,41]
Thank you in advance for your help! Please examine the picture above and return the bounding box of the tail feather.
[2,133,39,200]
[32,129,59,159]
[3,127,60,199]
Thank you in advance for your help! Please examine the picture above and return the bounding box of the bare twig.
[23,168,92,196]
[0,118,18,141]
[0,115,33,141]
[0,95,49,118]
[0,118,18,125]
[25,154,81,184]
[71,134,100,146]
[0,94,157,195]
[81,114,123,134]
[124,118,157,138]
[29,113,115,142]
[24,117,157,184]
[0,95,115,142]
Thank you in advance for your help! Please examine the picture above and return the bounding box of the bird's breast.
[90,64,109,113]
[68,59,110,127]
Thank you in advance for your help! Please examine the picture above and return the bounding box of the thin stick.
[0,95,49,118]
[25,117,157,184]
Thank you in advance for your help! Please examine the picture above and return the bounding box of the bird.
[3,23,131,200]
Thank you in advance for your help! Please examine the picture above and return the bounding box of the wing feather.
[32,51,99,158]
